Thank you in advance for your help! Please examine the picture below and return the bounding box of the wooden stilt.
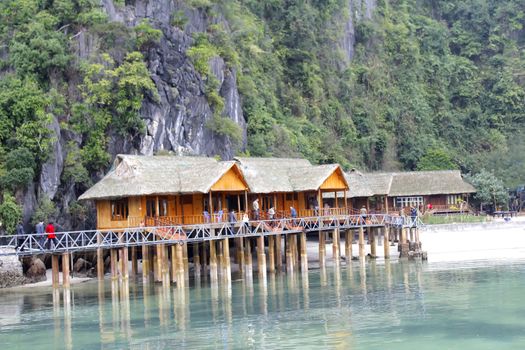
[257,235,266,278]
[222,238,231,282]
[193,243,201,279]
[370,228,377,257]
[201,242,208,277]
[286,235,293,274]
[97,247,104,280]
[217,239,223,278]
[345,230,352,262]
[237,238,244,275]
[268,235,275,273]
[176,243,186,288]
[319,231,326,267]
[153,246,160,282]
[110,249,118,280]
[410,228,415,243]
[182,243,189,282]
[384,227,390,259]
[51,254,60,289]
[332,228,340,264]
[358,227,365,260]
[275,234,282,272]
[300,232,308,272]
[293,234,299,269]
[244,238,252,279]
[62,253,70,288]
[209,241,218,283]
[121,247,129,280]
[160,244,170,288]
[142,245,151,283]
[131,247,138,278]
[170,245,177,283]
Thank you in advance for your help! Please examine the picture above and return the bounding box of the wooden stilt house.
[234,157,349,218]
[78,155,250,229]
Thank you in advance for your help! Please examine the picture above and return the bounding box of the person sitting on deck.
[360,206,367,223]
[253,198,260,220]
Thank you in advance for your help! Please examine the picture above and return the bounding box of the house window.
[111,199,129,221]
[447,194,462,205]
[396,196,423,208]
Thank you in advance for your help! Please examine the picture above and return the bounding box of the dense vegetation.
[1,0,524,229]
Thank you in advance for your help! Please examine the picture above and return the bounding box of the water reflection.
[4,259,525,349]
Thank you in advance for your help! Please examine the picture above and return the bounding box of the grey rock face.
[101,0,247,159]
[39,116,64,200]
[342,0,377,61]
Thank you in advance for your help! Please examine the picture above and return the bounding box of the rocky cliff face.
[341,0,376,61]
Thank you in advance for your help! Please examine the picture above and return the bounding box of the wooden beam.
[51,255,59,289]
[358,227,365,260]
[62,253,70,288]
[383,227,390,259]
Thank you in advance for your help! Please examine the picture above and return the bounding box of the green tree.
[0,193,22,235]
[465,170,509,211]
[417,149,458,171]
[31,196,57,225]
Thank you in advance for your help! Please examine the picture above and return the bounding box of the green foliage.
[171,10,188,28]
[134,19,162,50]
[206,115,243,144]
[31,196,57,225]
[465,170,509,209]
[0,148,35,191]
[62,142,91,186]
[187,33,219,77]
[76,52,158,171]
[417,149,458,171]
[421,213,488,225]
[0,193,22,235]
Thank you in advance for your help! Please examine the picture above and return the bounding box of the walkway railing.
[0,214,423,256]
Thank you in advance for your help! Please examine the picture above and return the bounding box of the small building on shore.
[325,169,476,214]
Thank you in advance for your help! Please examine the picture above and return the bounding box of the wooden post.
[97,247,104,280]
[286,234,293,273]
[318,230,326,268]
[110,249,118,280]
[358,227,365,260]
[275,234,282,272]
[182,243,189,282]
[345,230,352,262]
[244,237,252,278]
[257,235,266,278]
[131,246,138,278]
[209,191,214,222]
[153,246,160,282]
[401,227,407,244]
[209,240,218,283]
[268,235,275,273]
[384,227,390,259]
[222,238,231,282]
[385,196,389,214]
[120,247,129,280]
[300,232,308,272]
[170,245,177,283]
[176,243,185,287]
[51,254,60,289]
[142,245,151,283]
[160,244,170,288]
[344,189,348,212]
[193,243,201,279]
[237,238,244,275]
[62,253,70,288]
[370,228,377,257]
[410,228,415,243]
[332,228,340,264]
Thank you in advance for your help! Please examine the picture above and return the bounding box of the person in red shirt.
[45,222,57,249]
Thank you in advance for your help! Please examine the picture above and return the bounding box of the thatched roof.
[388,170,476,196]
[323,169,374,199]
[234,157,348,193]
[79,155,246,200]
[366,173,394,195]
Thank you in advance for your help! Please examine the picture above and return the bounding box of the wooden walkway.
[0,214,421,257]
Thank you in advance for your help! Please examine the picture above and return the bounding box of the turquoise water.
[2,259,525,349]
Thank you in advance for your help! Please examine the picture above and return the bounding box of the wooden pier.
[0,214,424,289]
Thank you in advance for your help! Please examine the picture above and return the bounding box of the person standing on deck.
[360,206,367,223]
[290,206,297,225]
[253,198,260,220]
[45,222,57,250]
[410,206,418,227]
[35,220,45,248]
[268,207,275,220]
[16,222,25,251]
[228,210,236,235]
